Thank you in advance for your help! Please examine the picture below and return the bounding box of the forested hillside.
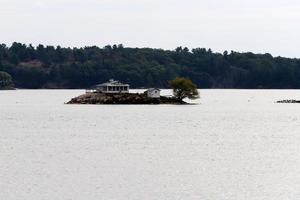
[0,42,300,89]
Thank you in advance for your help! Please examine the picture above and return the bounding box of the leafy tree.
[169,77,199,101]
[0,71,14,89]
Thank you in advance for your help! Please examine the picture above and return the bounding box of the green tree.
[0,71,14,89]
[169,77,199,101]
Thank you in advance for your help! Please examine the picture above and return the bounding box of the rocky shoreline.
[0,86,15,90]
[67,92,186,105]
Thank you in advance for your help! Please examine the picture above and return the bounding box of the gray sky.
[1,0,300,57]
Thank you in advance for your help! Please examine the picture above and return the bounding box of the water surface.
[1,89,300,200]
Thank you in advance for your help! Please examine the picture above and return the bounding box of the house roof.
[147,88,161,91]
[96,79,129,87]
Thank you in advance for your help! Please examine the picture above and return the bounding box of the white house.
[93,79,129,93]
[147,88,161,98]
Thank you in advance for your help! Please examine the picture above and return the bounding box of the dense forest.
[1,42,300,89]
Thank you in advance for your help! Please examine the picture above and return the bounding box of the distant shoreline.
[1,42,300,90]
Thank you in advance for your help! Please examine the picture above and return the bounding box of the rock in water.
[276,99,300,103]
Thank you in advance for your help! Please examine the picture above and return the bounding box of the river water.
[1,89,300,200]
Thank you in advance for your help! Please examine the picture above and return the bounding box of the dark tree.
[169,77,199,100]
[0,71,14,89]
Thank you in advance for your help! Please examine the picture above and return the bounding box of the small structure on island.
[147,88,161,98]
[90,79,130,93]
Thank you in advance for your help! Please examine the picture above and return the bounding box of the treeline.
[1,42,300,89]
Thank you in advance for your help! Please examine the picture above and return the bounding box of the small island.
[277,100,300,103]
[67,92,185,105]
[67,77,199,105]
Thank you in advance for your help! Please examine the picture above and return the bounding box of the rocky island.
[67,92,185,105]
[276,100,300,103]
[67,78,199,105]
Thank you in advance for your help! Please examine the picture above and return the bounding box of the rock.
[276,99,300,103]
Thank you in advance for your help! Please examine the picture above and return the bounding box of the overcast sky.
[0,0,300,57]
